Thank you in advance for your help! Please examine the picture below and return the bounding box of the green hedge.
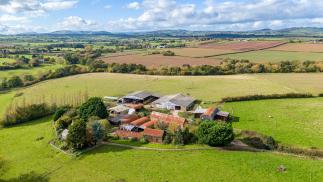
[222,93,314,102]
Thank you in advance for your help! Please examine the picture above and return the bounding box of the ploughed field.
[0,117,322,182]
[199,41,286,51]
[102,54,222,67]
[269,43,323,52]
[168,48,235,58]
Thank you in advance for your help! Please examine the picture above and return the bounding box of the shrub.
[239,130,277,150]
[163,50,175,56]
[67,119,87,150]
[79,97,108,121]
[7,76,23,88]
[197,121,234,147]
[53,105,71,121]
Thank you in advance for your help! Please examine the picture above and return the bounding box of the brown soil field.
[169,48,235,58]
[102,54,222,68]
[200,41,286,51]
[269,43,323,52]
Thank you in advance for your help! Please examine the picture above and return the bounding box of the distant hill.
[14,27,323,38]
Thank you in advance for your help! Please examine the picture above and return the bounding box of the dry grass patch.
[269,43,323,53]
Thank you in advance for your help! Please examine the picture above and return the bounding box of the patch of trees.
[53,98,109,151]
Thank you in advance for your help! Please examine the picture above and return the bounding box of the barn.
[118,91,160,104]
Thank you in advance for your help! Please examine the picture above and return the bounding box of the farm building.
[118,91,160,104]
[150,111,187,128]
[201,108,230,121]
[140,120,156,129]
[152,94,196,111]
[115,130,143,140]
[108,105,133,115]
[130,117,150,126]
[109,114,139,125]
[143,128,164,143]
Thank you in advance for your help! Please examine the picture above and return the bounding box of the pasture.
[0,117,322,182]
[224,98,323,148]
[0,58,16,65]
[2,72,323,116]
[0,64,63,80]
[102,54,222,67]
[213,50,323,62]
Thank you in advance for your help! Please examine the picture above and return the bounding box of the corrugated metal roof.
[153,94,195,108]
[124,91,159,100]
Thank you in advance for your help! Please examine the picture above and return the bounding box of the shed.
[143,128,164,143]
[140,120,157,129]
[108,105,130,115]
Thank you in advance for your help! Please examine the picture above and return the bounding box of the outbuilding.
[118,91,160,104]
[143,128,164,143]
[152,94,196,111]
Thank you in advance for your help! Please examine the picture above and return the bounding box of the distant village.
[105,91,230,143]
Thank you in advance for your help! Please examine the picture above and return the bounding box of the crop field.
[0,117,322,182]
[102,54,222,67]
[224,98,323,148]
[168,48,235,58]
[199,41,286,51]
[269,43,323,52]
[213,50,323,62]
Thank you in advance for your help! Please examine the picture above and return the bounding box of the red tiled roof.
[140,120,156,129]
[130,117,149,126]
[204,108,216,116]
[121,115,139,124]
[143,128,164,138]
[150,112,186,127]
[116,130,143,139]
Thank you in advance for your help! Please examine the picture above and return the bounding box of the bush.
[239,130,277,150]
[163,50,175,56]
[53,105,71,121]
[79,97,108,121]
[197,121,234,147]
[67,119,87,150]
[7,76,23,88]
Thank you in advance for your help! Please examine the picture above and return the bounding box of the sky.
[0,0,323,34]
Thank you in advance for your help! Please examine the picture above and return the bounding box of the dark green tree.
[67,119,87,149]
[7,76,23,88]
[79,97,108,121]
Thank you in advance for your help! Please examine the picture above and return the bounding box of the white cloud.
[104,5,112,9]
[0,0,78,14]
[57,16,97,30]
[108,0,323,31]
[127,2,140,10]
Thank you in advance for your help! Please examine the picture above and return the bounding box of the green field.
[0,58,16,65]
[0,117,322,182]
[0,64,63,80]
[224,98,323,148]
[214,50,323,62]
[1,73,323,114]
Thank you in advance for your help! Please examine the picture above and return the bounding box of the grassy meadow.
[0,64,63,80]
[213,50,323,62]
[224,98,323,148]
[0,117,322,182]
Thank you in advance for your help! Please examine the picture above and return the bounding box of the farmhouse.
[150,111,187,128]
[152,93,196,111]
[118,91,159,104]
